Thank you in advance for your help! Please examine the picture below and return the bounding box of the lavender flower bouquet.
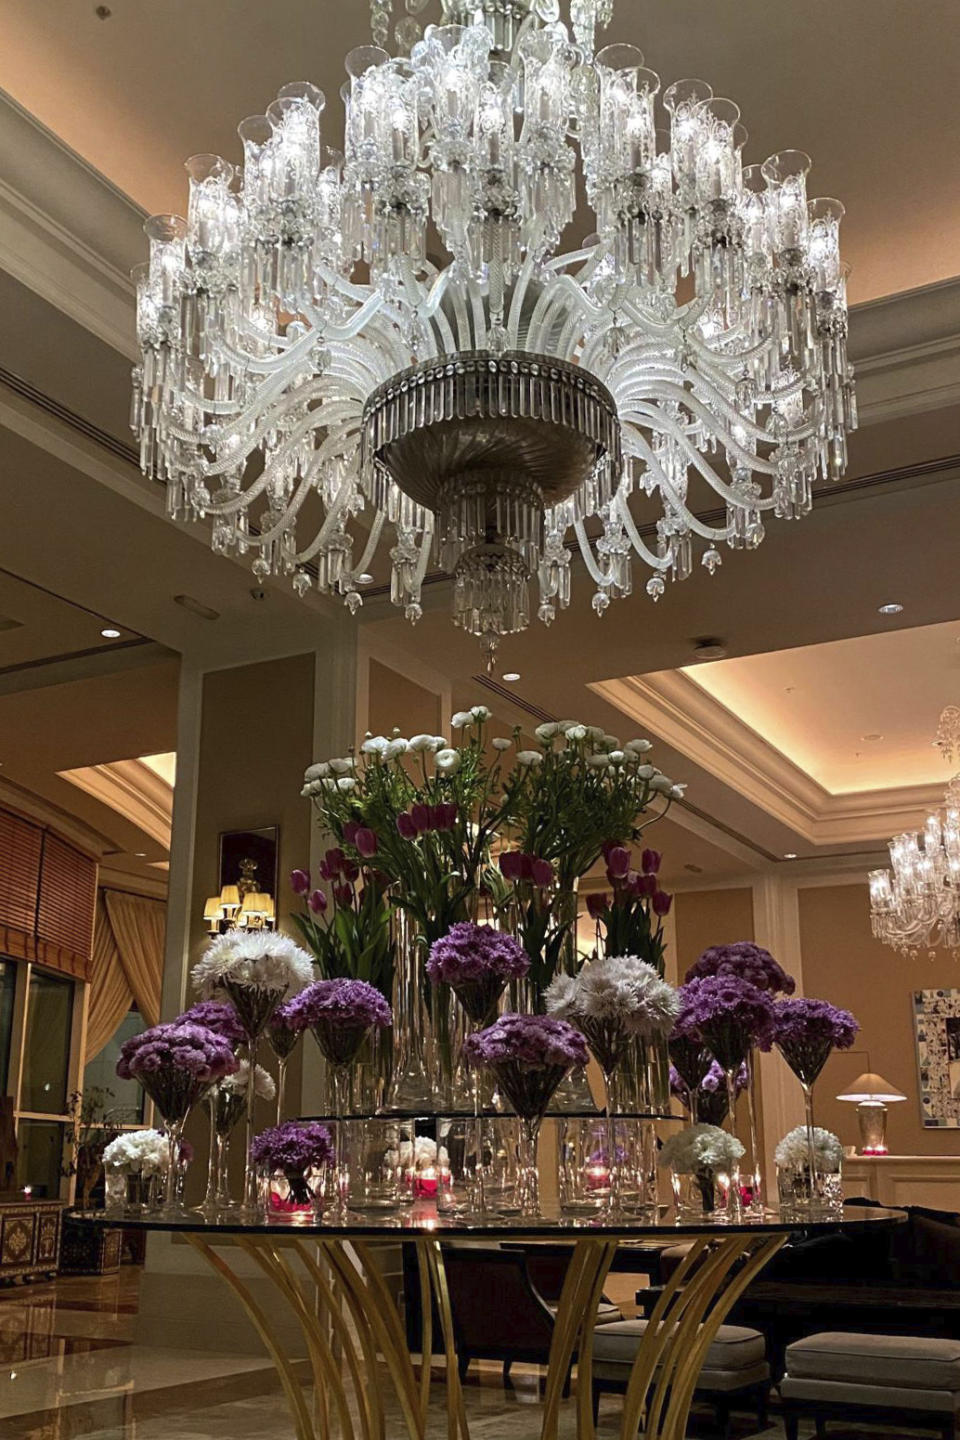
[178,1000,246,1049]
[670,1060,748,1128]
[685,941,796,995]
[774,997,859,1207]
[426,922,531,1025]
[251,1120,334,1212]
[284,978,392,1067]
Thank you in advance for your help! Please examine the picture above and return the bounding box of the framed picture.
[914,988,960,1128]
[218,826,279,903]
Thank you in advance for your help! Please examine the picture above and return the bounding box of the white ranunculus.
[625,738,653,754]
[535,722,560,743]
[408,734,435,752]
[329,757,355,775]
[516,750,543,767]
[435,748,461,774]
[432,736,448,750]
[636,764,657,780]
[321,777,338,790]
[565,723,588,742]
[300,783,313,798]
[558,720,578,732]
[470,705,491,722]
[586,752,610,768]
[602,734,620,751]
[304,761,330,781]
[608,750,625,765]
[384,738,409,759]
[337,776,358,791]
[491,736,512,751]
[670,783,686,800]
[649,774,673,794]
[361,735,390,756]
[451,711,473,729]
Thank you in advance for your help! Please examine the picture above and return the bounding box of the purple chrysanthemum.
[774,997,859,1085]
[426,923,531,1024]
[267,996,303,1061]
[250,1120,334,1174]
[670,1059,748,1127]
[685,942,796,996]
[116,1022,238,1122]
[177,1000,246,1049]
[674,975,776,1069]
[283,979,391,1067]
[462,1012,589,1119]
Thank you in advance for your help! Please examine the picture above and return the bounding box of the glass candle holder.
[346,1119,410,1212]
[670,1165,738,1223]
[435,1118,479,1217]
[104,1169,127,1214]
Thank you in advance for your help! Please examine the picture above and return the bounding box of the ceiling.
[1,1,959,303]
[684,619,960,795]
[0,5,958,889]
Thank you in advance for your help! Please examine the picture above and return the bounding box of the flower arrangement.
[774,998,859,1085]
[671,1061,748,1128]
[284,978,392,1066]
[775,1125,843,1174]
[584,845,672,973]
[289,854,395,1003]
[659,1123,745,1178]
[463,1012,588,1118]
[426,922,531,1023]
[191,932,314,1001]
[116,1022,239,1122]
[267,997,303,1061]
[251,1120,334,1174]
[178,1000,246,1049]
[674,975,777,1071]
[103,1128,168,1175]
[222,1061,276,1101]
[685,942,795,995]
[545,956,678,1072]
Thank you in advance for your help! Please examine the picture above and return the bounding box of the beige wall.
[368,658,440,739]
[673,887,755,977]
[799,882,960,1157]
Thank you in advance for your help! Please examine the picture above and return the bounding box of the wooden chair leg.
[783,1407,800,1440]
[756,1382,770,1429]
[714,1398,732,1440]
[942,1420,957,1440]
[815,1415,828,1439]
[457,1352,470,1383]
[591,1381,601,1427]
[561,1365,572,1401]
[502,1359,513,1387]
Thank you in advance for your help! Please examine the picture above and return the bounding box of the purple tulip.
[636,873,658,898]
[308,888,328,914]
[586,892,609,920]
[410,803,431,834]
[343,820,360,847]
[606,846,631,880]
[355,827,378,858]
[499,851,523,882]
[652,890,673,916]
[530,857,554,888]
[396,812,417,840]
[641,848,662,875]
[333,882,354,908]
[290,868,311,896]
[436,802,458,831]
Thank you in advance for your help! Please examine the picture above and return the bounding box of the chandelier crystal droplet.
[131,0,857,666]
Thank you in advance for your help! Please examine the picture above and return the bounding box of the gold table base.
[183,1228,786,1440]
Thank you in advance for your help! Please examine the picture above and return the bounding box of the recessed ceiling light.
[862,733,883,742]
[878,602,903,615]
[502,672,521,682]
[784,852,798,859]
[357,573,375,585]
[134,852,146,858]
[100,627,121,639]
[691,638,727,661]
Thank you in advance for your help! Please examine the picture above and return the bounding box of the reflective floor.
[0,1269,936,1439]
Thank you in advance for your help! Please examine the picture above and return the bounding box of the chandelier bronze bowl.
[131,0,856,663]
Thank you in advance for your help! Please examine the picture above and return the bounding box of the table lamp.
[836,1073,907,1155]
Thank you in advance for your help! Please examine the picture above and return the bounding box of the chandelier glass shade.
[132,0,857,663]
[869,709,960,958]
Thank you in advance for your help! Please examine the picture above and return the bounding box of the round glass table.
[71,1204,902,1440]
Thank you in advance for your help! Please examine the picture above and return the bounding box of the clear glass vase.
[222,979,288,1214]
[670,1166,738,1223]
[386,909,434,1111]
[124,1170,158,1216]
[265,1166,327,1221]
[777,1159,843,1219]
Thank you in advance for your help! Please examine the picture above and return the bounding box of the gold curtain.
[103,890,165,1028]
[86,896,134,1060]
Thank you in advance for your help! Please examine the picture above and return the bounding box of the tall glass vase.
[266,1021,299,1125]
[200,1097,220,1216]
[330,1064,351,1220]
[223,980,287,1214]
[387,909,434,1111]
[516,1115,543,1218]
[723,1066,745,1222]
[743,1053,765,1214]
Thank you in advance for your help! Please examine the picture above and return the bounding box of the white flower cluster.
[546,956,679,1037]
[659,1123,745,1177]
[103,1129,168,1175]
[301,730,454,797]
[384,1134,450,1172]
[192,932,314,999]
[221,1060,276,1101]
[775,1125,843,1174]
[530,721,685,799]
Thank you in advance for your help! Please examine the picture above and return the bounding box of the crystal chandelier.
[869,710,960,958]
[132,0,856,666]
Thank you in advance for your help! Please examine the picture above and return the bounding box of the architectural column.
[751,875,806,1186]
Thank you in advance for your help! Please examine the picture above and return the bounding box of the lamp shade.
[203,896,224,922]
[836,1072,907,1103]
[219,884,241,910]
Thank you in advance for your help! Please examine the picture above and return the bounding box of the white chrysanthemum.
[435,748,461,774]
[516,750,543,767]
[543,972,579,1018]
[775,1126,843,1173]
[192,932,314,999]
[221,1061,276,1101]
[103,1128,168,1175]
[491,737,512,751]
[573,956,680,1036]
[660,1124,745,1176]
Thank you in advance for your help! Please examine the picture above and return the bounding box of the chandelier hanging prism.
[132,0,857,666]
[869,709,960,959]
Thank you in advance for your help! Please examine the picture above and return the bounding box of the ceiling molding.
[592,671,943,846]
[56,758,173,850]
[99,867,168,900]
[0,775,117,855]
[0,90,142,359]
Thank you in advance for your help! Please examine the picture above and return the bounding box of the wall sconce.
[204,826,279,934]
[836,1072,907,1155]
[203,882,274,933]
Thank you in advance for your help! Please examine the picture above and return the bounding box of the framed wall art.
[914,988,960,1128]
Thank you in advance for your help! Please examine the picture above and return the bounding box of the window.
[16,1119,66,1198]
[21,970,74,1114]
[0,960,15,1092]
[83,1008,145,1124]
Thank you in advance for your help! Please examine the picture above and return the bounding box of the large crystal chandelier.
[132,0,856,666]
[869,709,960,958]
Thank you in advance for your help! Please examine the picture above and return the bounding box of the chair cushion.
[596,1357,770,1394]
[781,1376,960,1414]
[785,1332,960,1391]
[548,1301,622,1324]
[594,1318,765,1372]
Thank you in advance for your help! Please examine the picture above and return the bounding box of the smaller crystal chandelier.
[869,708,960,958]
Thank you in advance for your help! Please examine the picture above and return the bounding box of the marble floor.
[0,1269,938,1440]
